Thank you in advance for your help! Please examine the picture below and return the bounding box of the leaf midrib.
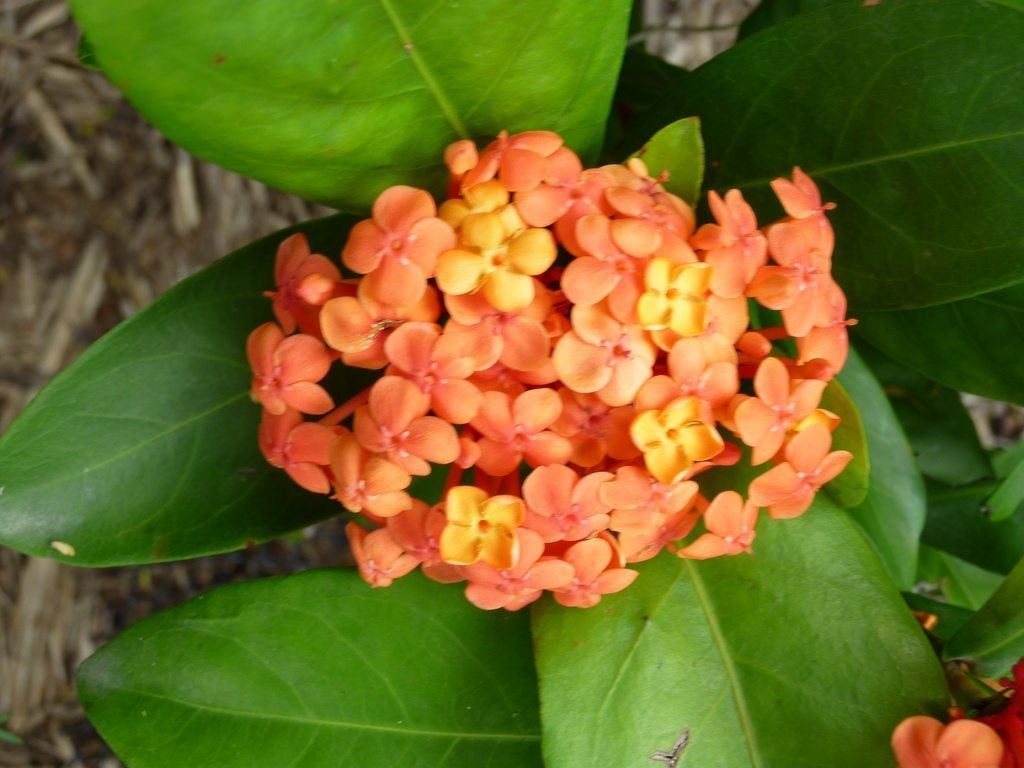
[104,685,541,742]
[685,559,764,768]
[725,129,1024,191]
[0,391,250,501]
[376,0,469,138]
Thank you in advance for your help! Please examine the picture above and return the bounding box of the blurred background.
[0,0,761,764]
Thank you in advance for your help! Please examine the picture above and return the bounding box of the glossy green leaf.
[603,45,689,164]
[533,501,948,767]
[923,480,1024,576]
[945,556,1024,677]
[918,545,1004,611]
[858,344,992,485]
[644,0,1024,310]
[631,117,704,205]
[79,570,541,767]
[738,0,841,39]
[857,283,1024,406]
[818,374,869,509]
[0,216,360,566]
[986,459,1024,522]
[839,349,925,589]
[69,0,631,210]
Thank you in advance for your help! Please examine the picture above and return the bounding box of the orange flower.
[636,338,739,412]
[733,356,827,464]
[444,284,552,372]
[677,491,758,559]
[562,214,661,322]
[604,159,696,242]
[347,522,420,588]
[552,538,638,608]
[748,424,852,518]
[258,409,336,494]
[551,168,615,257]
[630,397,725,484]
[461,130,564,191]
[772,166,836,246]
[386,500,463,583]
[796,279,854,377]
[265,233,343,335]
[551,388,639,467]
[435,211,556,311]
[470,388,572,476]
[462,528,574,610]
[690,190,767,298]
[353,376,459,475]
[342,185,455,308]
[330,431,412,518]
[601,465,697,519]
[552,304,656,406]
[438,485,525,569]
[748,216,836,338]
[383,322,482,424]
[319,283,440,369]
[522,465,613,542]
[514,147,584,227]
[247,322,334,416]
[891,716,1003,768]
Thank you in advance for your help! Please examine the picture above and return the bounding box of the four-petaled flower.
[749,424,852,518]
[630,396,725,484]
[342,185,455,309]
[439,486,525,569]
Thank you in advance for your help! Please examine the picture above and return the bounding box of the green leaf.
[986,459,1024,522]
[839,348,925,589]
[738,0,842,39]
[69,0,632,210]
[0,216,359,566]
[918,545,1004,611]
[945,556,1024,677]
[603,45,689,163]
[533,501,948,767]
[645,0,1024,310]
[818,374,869,509]
[857,283,1024,406]
[858,344,992,485]
[77,34,99,70]
[631,117,704,205]
[923,480,1024,576]
[78,570,541,767]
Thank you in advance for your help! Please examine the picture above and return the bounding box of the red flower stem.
[442,463,465,495]
[318,387,371,427]
[757,326,790,341]
[499,470,522,497]
[738,363,758,379]
[474,471,499,496]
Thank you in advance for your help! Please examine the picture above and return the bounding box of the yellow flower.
[435,211,556,311]
[439,486,525,569]
[636,258,711,337]
[630,397,724,484]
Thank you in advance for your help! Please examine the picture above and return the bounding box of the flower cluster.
[248,130,854,610]
[892,659,1024,768]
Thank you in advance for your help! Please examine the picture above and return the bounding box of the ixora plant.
[2,0,1023,765]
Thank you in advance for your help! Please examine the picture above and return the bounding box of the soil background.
[0,1,757,764]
